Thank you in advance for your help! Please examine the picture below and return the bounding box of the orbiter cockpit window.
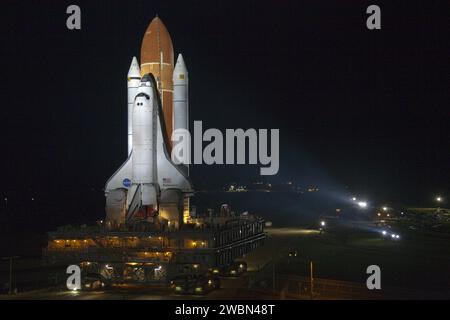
[135,92,150,100]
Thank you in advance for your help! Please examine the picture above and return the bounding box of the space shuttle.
[104,17,193,229]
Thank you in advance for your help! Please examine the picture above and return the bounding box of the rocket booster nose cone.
[174,54,187,73]
[128,56,141,78]
[175,53,186,67]
[173,54,188,82]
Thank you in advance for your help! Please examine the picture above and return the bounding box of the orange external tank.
[140,16,174,149]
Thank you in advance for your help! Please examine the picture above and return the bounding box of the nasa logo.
[122,178,132,188]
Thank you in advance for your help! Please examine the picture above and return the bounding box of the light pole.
[310,261,314,299]
[2,256,19,295]
[272,257,276,295]
[435,196,443,213]
[272,251,283,296]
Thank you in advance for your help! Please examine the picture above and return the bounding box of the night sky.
[0,0,448,225]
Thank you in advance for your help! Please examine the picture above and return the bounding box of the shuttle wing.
[105,154,132,194]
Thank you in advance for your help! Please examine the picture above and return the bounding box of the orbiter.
[104,17,193,229]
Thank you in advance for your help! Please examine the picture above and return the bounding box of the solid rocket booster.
[172,54,189,170]
[127,57,141,155]
[140,17,174,149]
[173,54,188,133]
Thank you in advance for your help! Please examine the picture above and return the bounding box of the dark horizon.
[0,0,448,214]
